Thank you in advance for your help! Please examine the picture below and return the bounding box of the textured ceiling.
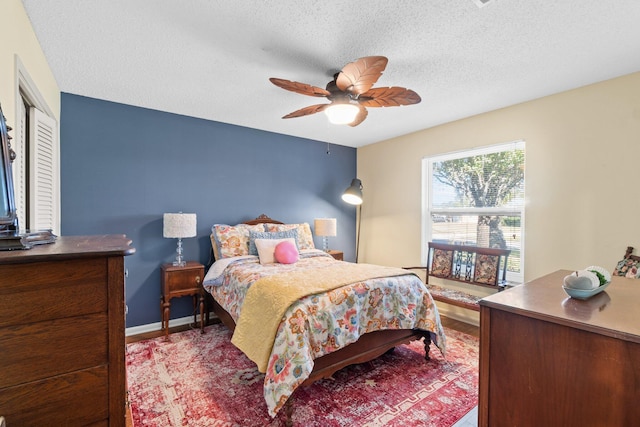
[21,0,640,148]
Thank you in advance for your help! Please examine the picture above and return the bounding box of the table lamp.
[314,218,337,252]
[163,212,197,266]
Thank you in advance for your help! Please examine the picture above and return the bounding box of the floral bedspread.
[204,251,446,417]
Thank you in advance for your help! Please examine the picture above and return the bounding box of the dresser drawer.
[0,258,107,328]
[163,266,203,293]
[0,365,109,426]
[0,313,108,388]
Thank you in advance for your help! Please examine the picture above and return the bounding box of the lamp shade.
[163,213,197,238]
[341,178,363,205]
[314,218,337,237]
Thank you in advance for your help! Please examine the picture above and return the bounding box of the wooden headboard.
[207,214,284,267]
[243,214,284,226]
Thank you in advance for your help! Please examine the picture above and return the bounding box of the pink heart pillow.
[274,240,299,264]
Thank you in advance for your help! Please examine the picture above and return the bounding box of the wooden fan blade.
[348,105,368,127]
[358,87,421,107]
[335,56,388,95]
[282,104,329,119]
[270,78,331,97]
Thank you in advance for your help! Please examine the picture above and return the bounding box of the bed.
[202,214,447,425]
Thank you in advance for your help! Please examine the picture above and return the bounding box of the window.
[423,141,525,283]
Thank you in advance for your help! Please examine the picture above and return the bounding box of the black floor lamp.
[342,178,363,263]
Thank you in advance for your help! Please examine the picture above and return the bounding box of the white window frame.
[14,55,60,235]
[422,141,525,284]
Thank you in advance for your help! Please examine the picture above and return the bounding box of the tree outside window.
[423,141,525,283]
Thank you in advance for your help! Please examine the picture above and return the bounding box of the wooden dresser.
[478,270,640,427]
[0,235,135,426]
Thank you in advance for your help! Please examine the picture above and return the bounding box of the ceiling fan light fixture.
[270,56,419,127]
[324,103,360,125]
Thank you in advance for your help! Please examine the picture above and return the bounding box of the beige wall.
[358,72,640,283]
[1,0,59,128]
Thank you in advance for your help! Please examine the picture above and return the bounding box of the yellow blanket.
[231,261,415,372]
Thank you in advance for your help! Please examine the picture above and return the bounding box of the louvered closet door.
[28,107,59,234]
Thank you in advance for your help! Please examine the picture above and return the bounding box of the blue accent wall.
[60,93,357,328]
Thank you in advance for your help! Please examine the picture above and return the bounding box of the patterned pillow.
[265,223,315,250]
[430,248,453,277]
[248,229,299,255]
[474,253,500,285]
[211,223,265,259]
[613,258,640,278]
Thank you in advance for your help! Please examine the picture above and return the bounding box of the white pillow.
[254,237,297,265]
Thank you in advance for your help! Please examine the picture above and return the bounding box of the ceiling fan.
[269,56,421,126]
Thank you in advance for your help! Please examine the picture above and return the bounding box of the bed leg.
[284,398,294,427]
[423,333,432,361]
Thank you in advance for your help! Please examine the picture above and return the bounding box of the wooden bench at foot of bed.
[405,242,513,312]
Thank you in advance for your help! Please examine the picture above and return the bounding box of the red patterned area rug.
[126,323,478,427]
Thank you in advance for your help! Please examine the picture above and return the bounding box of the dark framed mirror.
[0,101,56,249]
[0,102,18,232]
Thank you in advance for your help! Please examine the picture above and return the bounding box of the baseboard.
[435,303,480,327]
[126,312,214,337]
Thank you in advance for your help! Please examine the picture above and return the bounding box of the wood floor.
[440,315,479,338]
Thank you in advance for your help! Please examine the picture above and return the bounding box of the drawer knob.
[195,275,201,285]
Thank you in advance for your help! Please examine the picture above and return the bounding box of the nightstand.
[161,261,205,338]
[327,250,343,261]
